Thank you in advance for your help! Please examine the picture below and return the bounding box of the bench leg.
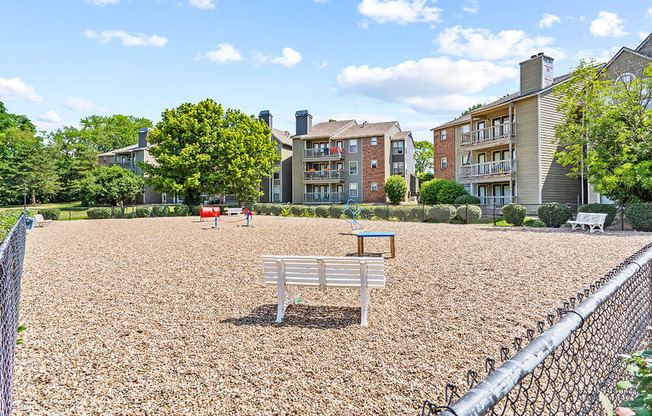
[360,260,368,327]
[276,260,286,323]
[390,236,395,258]
[358,237,363,257]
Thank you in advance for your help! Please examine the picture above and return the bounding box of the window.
[616,73,635,87]
[461,154,470,166]
[371,159,377,168]
[349,183,358,197]
[441,157,448,169]
[392,141,404,154]
[349,161,358,175]
[392,161,404,175]
[371,137,377,145]
[461,124,470,134]
[349,139,358,153]
[371,182,378,191]
[441,130,447,141]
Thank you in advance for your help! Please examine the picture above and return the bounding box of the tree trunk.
[31,188,36,205]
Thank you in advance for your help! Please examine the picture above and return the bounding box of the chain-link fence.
[422,242,652,416]
[0,213,26,416]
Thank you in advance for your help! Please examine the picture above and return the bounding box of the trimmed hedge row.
[251,203,484,224]
[38,209,61,221]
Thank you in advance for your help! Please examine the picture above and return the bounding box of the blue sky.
[1,0,651,141]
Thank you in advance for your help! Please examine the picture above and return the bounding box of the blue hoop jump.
[343,199,365,231]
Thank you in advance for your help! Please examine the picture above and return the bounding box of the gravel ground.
[12,216,652,415]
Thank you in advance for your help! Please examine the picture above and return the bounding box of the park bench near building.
[262,255,385,326]
[227,207,243,215]
[567,212,608,233]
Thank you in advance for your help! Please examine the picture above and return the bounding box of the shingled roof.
[272,128,292,147]
[337,121,398,138]
[295,119,356,139]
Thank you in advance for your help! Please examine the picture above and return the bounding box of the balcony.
[111,161,137,171]
[479,196,517,207]
[303,170,344,182]
[303,147,344,161]
[392,169,405,176]
[461,122,515,147]
[460,159,517,180]
[303,192,345,204]
[392,148,405,155]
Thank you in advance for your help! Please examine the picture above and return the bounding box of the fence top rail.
[433,243,652,416]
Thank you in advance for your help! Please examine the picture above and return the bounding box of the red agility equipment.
[200,206,221,221]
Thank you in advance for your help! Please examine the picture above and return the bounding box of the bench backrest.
[33,214,45,222]
[228,208,242,214]
[262,255,385,288]
[576,212,608,224]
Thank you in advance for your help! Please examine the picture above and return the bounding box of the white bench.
[227,207,242,215]
[262,255,385,326]
[567,212,608,233]
[33,214,52,227]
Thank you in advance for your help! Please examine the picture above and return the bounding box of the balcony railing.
[303,147,344,159]
[460,159,516,179]
[392,169,405,176]
[303,192,345,204]
[461,122,515,146]
[272,192,280,202]
[111,161,136,170]
[303,170,343,181]
[392,148,404,155]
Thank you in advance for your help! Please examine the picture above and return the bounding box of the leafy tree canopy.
[79,165,144,206]
[142,99,279,205]
[78,114,153,153]
[0,101,35,133]
[554,61,652,203]
[461,103,483,116]
[414,140,434,174]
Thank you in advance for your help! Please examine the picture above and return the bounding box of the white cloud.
[84,30,168,47]
[539,13,561,29]
[270,47,302,67]
[64,96,104,112]
[647,8,652,18]
[590,11,627,38]
[337,57,515,113]
[84,0,120,6]
[0,77,43,104]
[196,43,243,63]
[314,61,329,69]
[188,0,215,10]
[462,0,478,14]
[357,0,441,25]
[38,111,61,124]
[435,26,566,63]
[577,46,621,63]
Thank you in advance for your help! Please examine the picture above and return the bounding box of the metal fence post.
[465,203,469,224]
[68,208,71,221]
[549,208,552,228]
[621,204,625,231]
[493,202,496,226]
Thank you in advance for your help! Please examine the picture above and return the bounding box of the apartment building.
[432,34,652,206]
[258,110,293,203]
[432,114,467,181]
[98,128,177,204]
[291,110,416,204]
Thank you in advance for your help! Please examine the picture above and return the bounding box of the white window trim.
[371,159,377,168]
[349,183,358,197]
[349,139,358,153]
[349,161,358,175]
[371,182,378,191]
[441,157,447,169]
[371,137,377,145]
[441,130,447,141]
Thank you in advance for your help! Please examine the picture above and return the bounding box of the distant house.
[291,110,417,204]
[431,33,652,206]
[98,128,178,204]
[258,110,292,203]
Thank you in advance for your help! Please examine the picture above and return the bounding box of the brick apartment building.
[431,116,466,181]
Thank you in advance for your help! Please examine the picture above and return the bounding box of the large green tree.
[49,126,100,202]
[0,102,35,132]
[0,128,59,205]
[414,140,434,174]
[79,165,144,206]
[79,114,153,153]
[555,61,652,203]
[141,99,279,205]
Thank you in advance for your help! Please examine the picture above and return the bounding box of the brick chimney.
[138,128,149,148]
[259,110,273,132]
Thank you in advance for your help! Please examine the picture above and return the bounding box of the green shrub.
[281,203,291,217]
[393,206,410,221]
[502,204,527,226]
[357,206,373,220]
[113,207,125,218]
[625,204,652,232]
[302,206,316,217]
[373,206,389,220]
[385,175,408,203]
[188,205,201,216]
[290,205,308,217]
[152,206,169,217]
[38,209,61,221]
[407,206,424,222]
[537,203,571,228]
[417,172,434,190]
[251,203,262,215]
[0,211,22,240]
[578,203,617,227]
[87,208,111,219]
[456,205,482,223]
[429,205,456,223]
[454,194,481,205]
[174,205,189,216]
[135,207,150,218]
[311,206,325,218]
[420,179,468,205]
[523,218,545,227]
